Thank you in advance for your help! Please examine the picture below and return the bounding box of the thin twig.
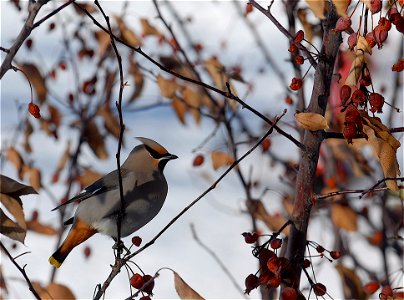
[0,242,41,300]
[190,224,247,299]
[32,0,76,29]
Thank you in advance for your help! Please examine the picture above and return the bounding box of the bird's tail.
[49,218,97,268]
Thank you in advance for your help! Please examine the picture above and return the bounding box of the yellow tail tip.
[49,256,61,268]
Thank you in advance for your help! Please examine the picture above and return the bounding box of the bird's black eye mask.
[144,145,166,159]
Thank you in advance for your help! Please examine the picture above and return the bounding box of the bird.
[49,137,177,268]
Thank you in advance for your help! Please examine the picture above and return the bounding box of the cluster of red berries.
[129,273,155,298]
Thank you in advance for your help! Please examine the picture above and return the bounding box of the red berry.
[363,281,380,295]
[261,138,271,152]
[303,259,311,268]
[130,273,144,289]
[288,43,298,53]
[369,0,382,14]
[351,89,366,106]
[25,39,33,49]
[289,77,303,91]
[340,85,352,105]
[59,61,67,70]
[142,275,155,294]
[369,93,384,113]
[31,210,39,221]
[294,55,304,65]
[315,245,325,253]
[343,123,357,144]
[334,16,352,32]
[345,106,360,124]
[131,236,142,247]
[380,285,393,300]
[242,232,259,244]
[378,17,392,31]
[347,32,357,50]
[281,287,298,300]
[28,102,41,118]
[139,296,151,300]
[193,154,204,167]
[285,95,294,105]
[244,3,253,16]
[365,32,376,48]
[244,274,259,294]
[313,283,327,296]
[48,22,56,31]
[330,250,342,259]
[373,25,388,48]
[294,30,304,43]
[83,246,91,258]
[270,238,282,249]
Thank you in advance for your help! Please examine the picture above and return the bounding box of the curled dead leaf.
[171,95,187,125]
[140,18,161,37]
[32,282,75,300]
[182,86,202,125]
[128,57,144,102]
[306,0,325,19]
[0,209,26,243]
[7,147,26,180]
[157,75,178,98]
[114,16,141,47]
[335,264,366,299]
[97,106,120,140]
[332,0,350,17]
[345,35,371,86]
[19,63,47,103]
[85,121,108,160]
[295,112,329,131]
[27,167,41,192]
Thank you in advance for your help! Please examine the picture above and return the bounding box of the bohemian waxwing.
[49,137,177,268]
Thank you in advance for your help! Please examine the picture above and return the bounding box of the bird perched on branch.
[49,137,177,268]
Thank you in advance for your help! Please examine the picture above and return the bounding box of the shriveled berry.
[244,3,253,16]
[315,245,325,253]
[303,259,311,268]
[365,32,376,48]
[369,92,384,113]
[294,55,304,65]
[343,123,357,144]
[289,77,303,91]
[285,95,294,105]
[347,32,357,50]
[369,0,382,14]
[340,85,351,105]
[261,138,271,152]
[345,106,360,124]
[288,43,298,53]
[334,16,352,32]
[380,285,393,300]
[294,30,304,43]
[378,17,392,31]
[83,246,91,258]
[281,287,298,300]
[242,232,259,244]
[142,275,155,294]
[313,283,327,296]
[244,274,259,295]
[373,25,388,48]
[351,89,366,106]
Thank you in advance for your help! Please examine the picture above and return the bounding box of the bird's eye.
[144,145,164,159]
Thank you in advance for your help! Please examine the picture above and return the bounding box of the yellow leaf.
[332,0,350,16]
[114,16,141,47]
[140,18,161,37]
[305,0,325,19]
[295,112,329,131]
[211,151,234,170]
[171,95,187,125]
[331,203,358,231]
[174,271,204,300]
[156,75,178,98]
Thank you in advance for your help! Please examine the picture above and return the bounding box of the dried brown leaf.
[174,271,204,300]
[249,199,290,235]
[32,282,75,300]
[140,18,161,37]
[0,209,26,243]
[6,147,25,180]
[97,106,120,140]
[335,264,366,299]
[0,175,38,197]
[211,151,234,170]
[94,30,111,57]
[332,0,350,16]
[171,95,187,125]
[23,120,34,153]
[297,9,315,42]
[52,141,71,183]
[295,112,329,131]
[1,194,26,231]
[331,203,358,231]
[77,168,103,188]
[345,35,371,86]
[48,105,62,128]
[305,0,326,19]
[182,86,202,124]
[26,218,57,235]
[128,57,144,102]
[27,167,41,192]
[85,121,108,160]
[102,69,116,105]
[157,75,178,98]
[19,63,47,103]
[114,16,141,47]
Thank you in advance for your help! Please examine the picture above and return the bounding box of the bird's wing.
[52,168,131,211]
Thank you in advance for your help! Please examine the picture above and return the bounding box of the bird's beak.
[168,154,178,160]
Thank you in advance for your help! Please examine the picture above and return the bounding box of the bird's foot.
[112,239,128,255]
